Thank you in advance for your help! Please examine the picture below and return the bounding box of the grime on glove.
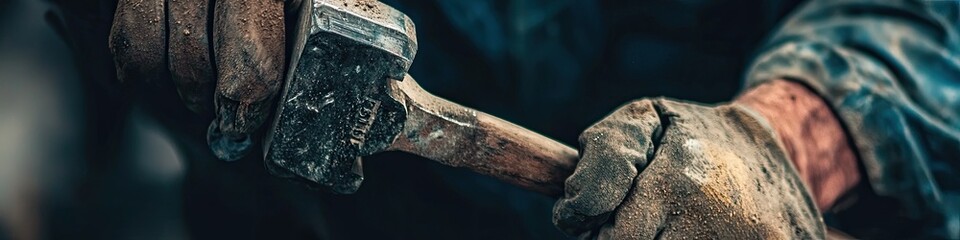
[554,98,824,239]
[109,0,304,160]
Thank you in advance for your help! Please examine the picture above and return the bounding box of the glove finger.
[594,153,673,239]
[212,0,285,137]
[169,0,215,114]
[109,0,167,85]
[554,99,662,236]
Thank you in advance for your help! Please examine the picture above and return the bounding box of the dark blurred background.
[0,0,806,239]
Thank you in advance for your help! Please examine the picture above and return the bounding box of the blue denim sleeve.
[744,0,960,237]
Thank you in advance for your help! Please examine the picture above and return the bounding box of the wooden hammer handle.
[388,76,578,197]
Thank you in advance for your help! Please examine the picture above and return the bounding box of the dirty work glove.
[109,0,304,160]
[554,98,824,239]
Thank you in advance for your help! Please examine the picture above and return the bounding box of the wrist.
[734,79,860,211]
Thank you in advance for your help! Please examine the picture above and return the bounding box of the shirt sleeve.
[744,0,960,238]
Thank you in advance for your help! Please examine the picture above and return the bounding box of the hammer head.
[264,0,416,193]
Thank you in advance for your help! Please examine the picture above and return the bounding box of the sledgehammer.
[264,0,578,196]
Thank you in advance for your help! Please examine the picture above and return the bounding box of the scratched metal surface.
[311,0,416,78]
[264,0,416,193]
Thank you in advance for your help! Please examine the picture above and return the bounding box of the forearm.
[735,79,860,211]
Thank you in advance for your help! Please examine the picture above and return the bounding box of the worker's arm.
[735,79,860,211]
[744,0,960,237]
[554,0,960,238]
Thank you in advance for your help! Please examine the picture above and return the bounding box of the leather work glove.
[554,98,825,239]
[109,0,304,160]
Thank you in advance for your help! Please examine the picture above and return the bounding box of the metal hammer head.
[264,0,416,193]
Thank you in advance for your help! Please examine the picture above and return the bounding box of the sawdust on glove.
[110,0,290,122]
[109,0,302,160]
[554,98,824,239]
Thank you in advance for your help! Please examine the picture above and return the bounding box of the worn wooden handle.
[387,76,578,197]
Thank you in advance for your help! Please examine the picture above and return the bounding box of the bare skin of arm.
[735,79,861,210]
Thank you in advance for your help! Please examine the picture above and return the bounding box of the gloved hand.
[554,98,824,239]
[109,0,303,160]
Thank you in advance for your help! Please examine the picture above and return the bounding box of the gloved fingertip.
[213,0,285,102]
[214,93,272,136]
[168,0,215,115]
[110,0,167,85]
[553,200,613,236]
[207,120,253,161]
